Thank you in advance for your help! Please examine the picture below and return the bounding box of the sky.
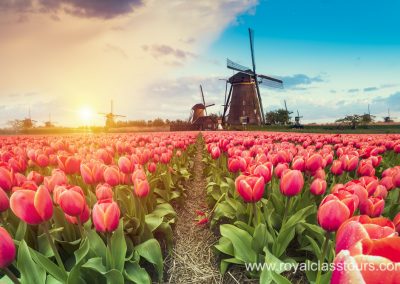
[0,0,399,127]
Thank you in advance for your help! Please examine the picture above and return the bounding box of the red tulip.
[92,200,120,232]
[57,155,81,174]
[274,163,289,179]
[134,178,150,198]
[103,166,120,186]
[36,153,50,168]
[147,162,156,173]
[292,157,305,172]
[341,155,359,172]
[27,171,43,185]
[306,153,324,172]
[210,146,221,159]
[330,160,343,176]
[279,169,304,196]
[331,238,400,284]
[0,167,13,191]
[318,194,350,232]
[380,176,394,190]
[96,183,113,201]
[335,215,396,254]
[65,204,90,224]
[357,160,375,177]
[59,188,86,216]
[10,185,53,225]
[0,187,9,212]
[253,164,272,183]
[359,197,384,218]
[44,169,68,192]
[235,175,265,203]
[118,156,134,174]
[310,178,327,196]
[0,227,16,268]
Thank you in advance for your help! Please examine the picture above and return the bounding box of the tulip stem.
[252,203,259,226]
[2,267,20,284]
[247,204,253,226]
[315,231,330,284]
[282,197,291,225]
[77,217,85,238]
[43,223,67,274]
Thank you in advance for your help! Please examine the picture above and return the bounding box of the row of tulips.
[0,132,197,283]
[202,131,400,283]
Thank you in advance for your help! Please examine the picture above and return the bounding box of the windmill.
[22,107,36,129]
[188,85,217,130]
[383,108,396,123]
[98,100,126,128]
[44,113,55,128]
[294,110,304,128]
[222,28,283,126]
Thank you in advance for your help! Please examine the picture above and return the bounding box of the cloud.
[348,88,359,93]
[104,44,128,59]
[142,44,197,63]
[0,0,144,19]
[279,74,323,89]
[363,87,378,92]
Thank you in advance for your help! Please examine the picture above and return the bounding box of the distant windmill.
[98,100,126,128]
[188,85,217,130]
[22,107,36,129]
[44,113,55,128]
[383,108,396,123]
[294,110,304,128]
[222,28,283,126]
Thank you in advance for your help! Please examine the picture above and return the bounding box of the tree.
[360,113,375,125]
[265,109,292,125]
[335,115,362,129]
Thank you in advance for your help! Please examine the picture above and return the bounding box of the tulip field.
[1,131,400,284]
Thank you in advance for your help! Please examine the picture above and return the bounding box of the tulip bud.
[118,156,134,174]
[65,204,90,225]
[0,167,13,191]
[357,160,375,177]
[92,201,120,232]
[279,170,304,196]
[103,166,120,186]
[59,189,86,216]
[10,185,53,225]
[147,162,156,173]
[235,175,265,203]
[134,178,150,198]
[359,197,384,218]
[274,163,289,179]
[306,154,324,172]
[318,194,350,232]
[292,158,305,172]
[80,164,95,185]
[211,146,221,159]
[253,164,272,184]
[0,227,16,268]
[310,178,327,196]
[330,160,343,176]
[96,183,113,201]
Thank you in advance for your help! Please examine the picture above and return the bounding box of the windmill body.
[98,100,126,128]
[226,72,262,125]
[187,85,217,130]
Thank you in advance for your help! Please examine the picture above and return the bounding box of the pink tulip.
[0,227,16,268]
[235,175,265,203]
[103,166,120,186]
[0,167,13,191]
[0,187,9,212]
[310,178,327,196]
[279,170,304,196]
[92,200,120,232]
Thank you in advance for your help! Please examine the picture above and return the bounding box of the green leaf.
[124,261,151,284]
[17,240,46,284]
[220,257,244,274]
[110,220,127,272]
[30,248,68,283]
[82,257,124,284]
[86,229,106,260]
[282,205,315,231]
[135,239,163,281]
[220,224,257,263]
[252,224,269,254]
[215,237,234,256]
[15,221,26,241]
[75,237,90,265]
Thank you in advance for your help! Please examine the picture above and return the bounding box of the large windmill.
[222,28,283,126]
[98,100,126,128]
[188,85,217,130]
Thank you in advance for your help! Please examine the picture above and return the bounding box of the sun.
[79,107,93,124]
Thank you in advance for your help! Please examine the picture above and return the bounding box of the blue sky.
[0,0,399,126]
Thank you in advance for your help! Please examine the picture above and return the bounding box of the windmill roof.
[228,72,253,84]
[192,103,206,110]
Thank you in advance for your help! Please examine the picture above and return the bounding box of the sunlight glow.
[79,107,93,124]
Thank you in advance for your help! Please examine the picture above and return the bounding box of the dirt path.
[165,134,223,284]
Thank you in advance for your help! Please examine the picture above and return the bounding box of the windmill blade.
[227,59,254,75]
[205,103,215,108]
[98,112,107,115]
[258,74,284,89]
[249,28,256,72]
[222,84,233,125]
[200,84,208,115]
[114,115,126,118]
